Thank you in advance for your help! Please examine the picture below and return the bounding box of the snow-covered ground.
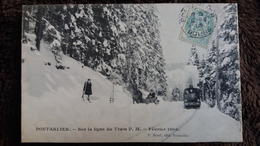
[127,103,242,142]
[22,36,242,142]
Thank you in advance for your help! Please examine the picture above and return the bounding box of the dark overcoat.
[83,82,92,95]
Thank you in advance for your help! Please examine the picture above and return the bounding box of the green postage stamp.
[179,6,217,48]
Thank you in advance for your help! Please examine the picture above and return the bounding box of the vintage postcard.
[22,4,242,142]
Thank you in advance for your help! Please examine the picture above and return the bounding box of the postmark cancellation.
[179,5,217,48]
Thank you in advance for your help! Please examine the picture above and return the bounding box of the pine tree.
[35,5,46,51]
[203,41,218,107]
[197,57,206,98]
[22,6,38,44]
[26,4,168,97]
[217,4,240,121]
[22,6,32,41]
[201,4,240,120]
[122,4,167,95]
[187,47,200,66]
[198,57,206,78]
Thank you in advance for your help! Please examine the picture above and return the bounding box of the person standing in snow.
[83,79,92,102]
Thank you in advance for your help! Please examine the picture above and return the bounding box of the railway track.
[162,109,197,142]
[126,108,198,142]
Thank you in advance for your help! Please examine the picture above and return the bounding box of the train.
[183,85,202,108]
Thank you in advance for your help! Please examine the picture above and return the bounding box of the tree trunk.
[35,6,45,51]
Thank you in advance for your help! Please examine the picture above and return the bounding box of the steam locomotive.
[183,85,201,108]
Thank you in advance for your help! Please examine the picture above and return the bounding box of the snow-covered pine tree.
[73,4,95,64]
[22,5,63,65]
[22,6,34,42]
[198,57,206,78]
[35,5,46,51]
[34,6,65,65]
[120,4,142,89]
[187,46,200,66]
[123,4,167,95]
[46,5,95,64]
[91,4,121,76]
[59,5,77,58]
[203,41,218,107]
[106,4,128,84]
[144,5,167,96]
[25,4,168,97]
[217,4,240,121]
[197,57,206,99]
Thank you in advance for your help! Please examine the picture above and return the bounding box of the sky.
[157,4,224,64]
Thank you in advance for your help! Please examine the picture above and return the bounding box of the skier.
[82,79,92,102]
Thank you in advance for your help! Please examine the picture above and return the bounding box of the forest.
[22,4,168,96]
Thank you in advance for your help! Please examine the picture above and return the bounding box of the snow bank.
[175,103,242,142]
[22,38,133,142]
